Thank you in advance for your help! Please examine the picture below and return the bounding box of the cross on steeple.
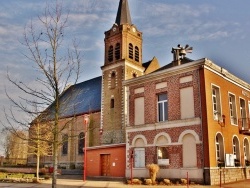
[115,0,132,25]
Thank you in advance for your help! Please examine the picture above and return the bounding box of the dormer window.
[108,45,113,62]
[115,43,120,60]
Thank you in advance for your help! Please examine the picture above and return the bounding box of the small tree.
[146,163,160,184]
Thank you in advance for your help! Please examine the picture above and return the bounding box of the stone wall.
[209,167,250,185]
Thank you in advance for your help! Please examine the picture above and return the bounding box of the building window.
[110,98,114,108]
[78,132,84,155]
[212,85,221,120]
[158,93,168,122]
[135,46,139,62]
[157,147,169,166]
[240,98,247,129]
[232,136,240,166]
[216,136,220,160]
[129,43,133,59]
[216,133,225,167]
[62,134,68,155]
[244,139,250,166]
[115,43,120,60]
[110,72,116,89]
[108,45,113,62]
[229,94,237,125]
[134,148,145,168]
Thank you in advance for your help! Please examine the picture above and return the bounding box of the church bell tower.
[101,0,144,144]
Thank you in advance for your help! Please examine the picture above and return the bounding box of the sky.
[0,0,250,155]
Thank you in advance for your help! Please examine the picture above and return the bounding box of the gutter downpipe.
[198,64,206,185]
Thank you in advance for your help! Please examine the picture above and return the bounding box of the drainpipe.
[198,65,206,185]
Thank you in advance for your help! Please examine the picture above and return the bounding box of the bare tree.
[3,1,82,187]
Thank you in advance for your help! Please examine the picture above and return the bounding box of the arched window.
[215,133,224,167]
[233,136,240,166]
[78,132,84,155]
[108,45,113,62]
[115,43,120,60]
[135,46,139,62]
[244,139,250,166]
[111,72,116,89]
[129,43,133,59]
[62,134,68,155]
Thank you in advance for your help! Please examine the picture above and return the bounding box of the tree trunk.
[36,154,40,182]
[52,124,59,188]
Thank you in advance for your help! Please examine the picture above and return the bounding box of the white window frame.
[211,85,222,121]
[240,98,247,129]
[232,136,240,166]
[157,146,169,166]
[157,93,168,122]
[134,148,145,168]
[228,93,237,125]
[216,136,220,160]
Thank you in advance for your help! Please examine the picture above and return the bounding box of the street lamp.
[83,115,89,182]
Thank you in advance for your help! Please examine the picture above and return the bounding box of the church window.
[129,43,133,59]
[110,98,114,108]
[108,45,113,62]
[78,132,84,155]
[115,43,120,60]
[62,134,68,155]
[111,72,116,89]
[135,46,139,62]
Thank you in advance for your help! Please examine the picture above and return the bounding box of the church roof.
[115,0,132,25]
[38,76,102,122]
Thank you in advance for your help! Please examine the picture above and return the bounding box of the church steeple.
[101,0,144,146]
[115,0,132,25]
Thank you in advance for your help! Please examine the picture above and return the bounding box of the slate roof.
[154,57,194,73]
[115,0,132,25]
[39,76,102,122]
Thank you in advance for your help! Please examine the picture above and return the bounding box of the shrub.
[146,163,159,184]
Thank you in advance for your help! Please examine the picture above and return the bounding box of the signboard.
[225,154,234,167]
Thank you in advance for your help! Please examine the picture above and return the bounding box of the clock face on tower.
[112,27,116,32]
[132,27,136,32]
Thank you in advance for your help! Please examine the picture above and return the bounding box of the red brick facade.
[124,59,250,185]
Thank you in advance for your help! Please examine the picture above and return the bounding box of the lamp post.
[83,115,89,182]
[130,150,134,184]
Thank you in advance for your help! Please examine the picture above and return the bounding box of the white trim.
[126,117,201,133]
[154,132,172,145]
[178,130,200,143]
[131,135,147,147]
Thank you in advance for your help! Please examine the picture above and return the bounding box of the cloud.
[135,2,240,42]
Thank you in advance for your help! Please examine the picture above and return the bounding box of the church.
[28,0,250,185]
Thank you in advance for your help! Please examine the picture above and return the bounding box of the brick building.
[28,0,250,184]
[124,54,250,184]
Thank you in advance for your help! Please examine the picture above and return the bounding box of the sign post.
[83,115,89,182]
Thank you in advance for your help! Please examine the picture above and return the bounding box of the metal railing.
[238,118,250,131]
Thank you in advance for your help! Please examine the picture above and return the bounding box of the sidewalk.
[0,177,249,188]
